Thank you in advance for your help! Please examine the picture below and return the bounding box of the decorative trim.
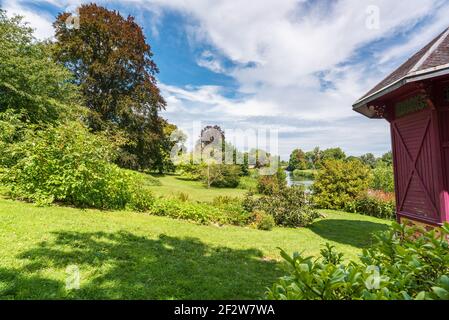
[444,86,449,103]
[395,95,428,118]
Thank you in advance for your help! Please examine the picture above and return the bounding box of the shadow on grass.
[308,219,390,248]
[0,231,281,299]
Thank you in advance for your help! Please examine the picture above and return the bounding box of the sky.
[2,0,449,159]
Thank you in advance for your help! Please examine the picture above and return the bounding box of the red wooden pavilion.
[353,27,449,227]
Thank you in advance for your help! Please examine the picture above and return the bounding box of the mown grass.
[0,198,390,299]
[145,174,248,202]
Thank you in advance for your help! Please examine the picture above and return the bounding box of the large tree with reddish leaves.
[53,4,166,171]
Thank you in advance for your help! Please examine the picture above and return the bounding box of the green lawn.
[146,174,248,202]
[0,198,390,299]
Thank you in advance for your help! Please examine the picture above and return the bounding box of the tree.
[158,121,186,173]
[0,10,79,124]
[359,153,377,168]
[371,162,395,193]
[321,147,346,162]
[287,148,307,171]
[380,151,393,166]
[305,147,322,169]
[53,4,166,171]
[241,152,250,176]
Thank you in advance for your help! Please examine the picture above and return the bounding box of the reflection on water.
[285,170,313,190]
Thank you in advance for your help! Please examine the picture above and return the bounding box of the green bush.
[244,187,320,228]
[202,164,241,188]
[0,11,80,124]
[149,197,251,226]
[257,168,287,195]
[346,190,396,220]
[251,210,275,231]
[0,110,28,168]
[371,163,395,193]
[311,159,371,210]
[267,222,449,300]
[1,121,153,210]
[177,162,204,181]
[212,196,250,225]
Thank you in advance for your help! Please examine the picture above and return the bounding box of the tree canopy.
[0,10,79,124]
[53,4,167,171]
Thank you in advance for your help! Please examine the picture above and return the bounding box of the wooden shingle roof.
[353,27,449,117]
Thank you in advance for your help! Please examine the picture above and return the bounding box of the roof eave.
[353,65,449,118]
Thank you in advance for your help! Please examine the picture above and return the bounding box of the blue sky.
[2,0,449,159]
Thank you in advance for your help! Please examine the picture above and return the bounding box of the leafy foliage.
[244,186,320,228]
[251,210,276,231]
[0,10,80,123]
[312,159,371,210]
[287,149,307,171]
[1,121,153,210]
[177,161,205,181]
[359,153,377,168]
[257,168,287,195]
[149,197,251,226]
[346,190,396,220]
[202,164,241,188]
[321,147,346,162]
[53,4,167,171]
[267,222,449,300]
[370,163,395,193]
[240,152,250,176]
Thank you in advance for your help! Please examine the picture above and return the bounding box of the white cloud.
[196,50,226,73]
[148,0,449,157]
[4,0,449,158]
[2,0,56,39]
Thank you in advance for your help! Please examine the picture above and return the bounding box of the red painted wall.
[391,108,441,224]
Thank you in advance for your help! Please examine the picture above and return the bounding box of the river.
[285,170,314,190]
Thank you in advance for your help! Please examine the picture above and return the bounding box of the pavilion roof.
[353,27,449,117]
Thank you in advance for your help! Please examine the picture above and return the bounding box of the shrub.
[266,222,449,300]
[251,210,275,231]
[257,168,287,195]
[212,196,251,225]
[212,195,239,206]
[1,121,153,210]
[311,159,371,210]
[149,197,251,226]
[371,163,395,193]
[346,190,396,220]
[177,162,204,181]
[202,164,241,188]
[128,181,155,212]
[0,110,28,168]
[244,186,320,228]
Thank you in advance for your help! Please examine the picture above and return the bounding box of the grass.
[0,198,390,299]
[145,174,248,202]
